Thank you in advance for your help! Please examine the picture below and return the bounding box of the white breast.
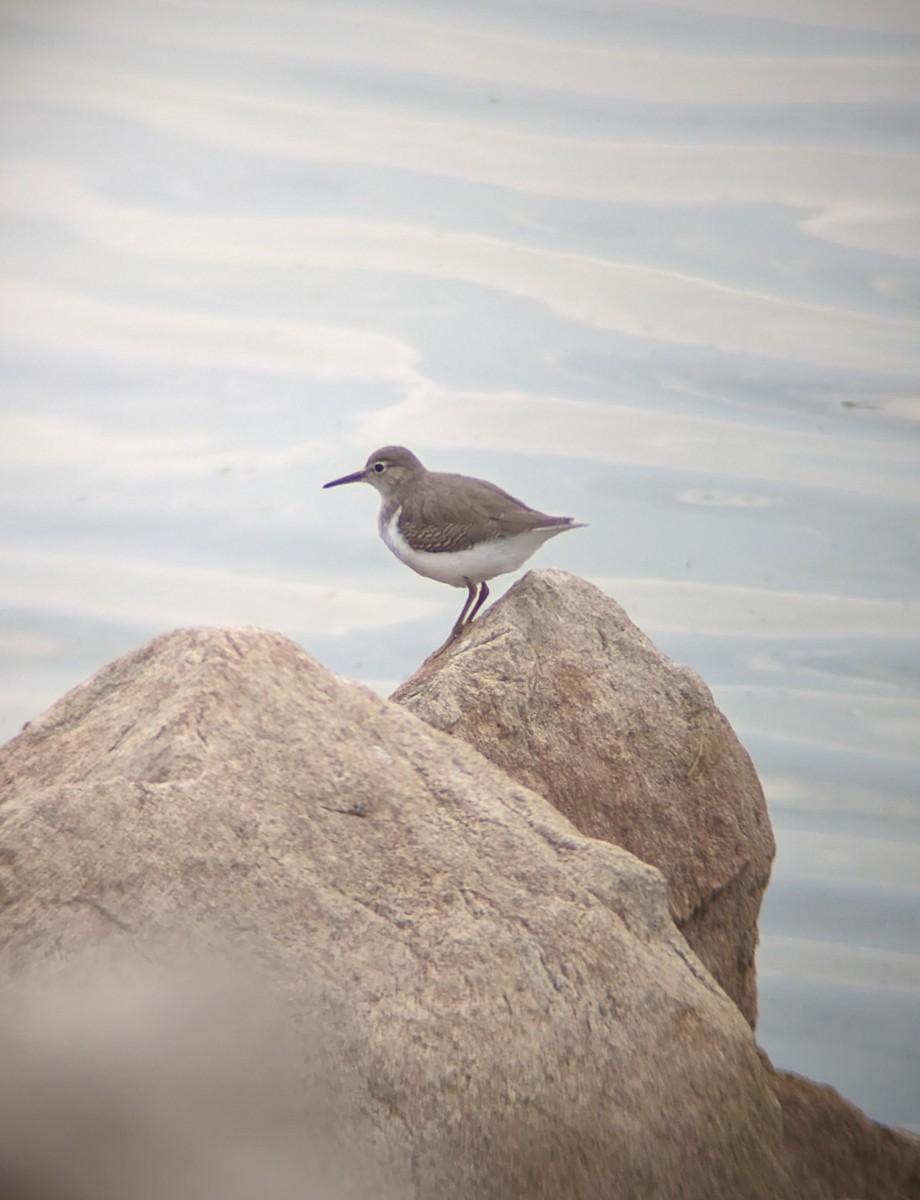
[379,506,564,588]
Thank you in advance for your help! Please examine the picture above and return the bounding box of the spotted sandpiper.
[324,446,585,640]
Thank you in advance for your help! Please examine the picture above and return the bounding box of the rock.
[768,1066,920,1200]
[0,626,794,1200]
[0,960,370,1200]
[392,569,774,1028]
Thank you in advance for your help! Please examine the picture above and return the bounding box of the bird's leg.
[466,580,489,624]
[450,580,479,640]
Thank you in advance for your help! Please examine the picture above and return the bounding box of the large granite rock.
[393,569,774,1029]
[0,626,794,1200]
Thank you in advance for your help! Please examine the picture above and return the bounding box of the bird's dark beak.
[323,468,365,488]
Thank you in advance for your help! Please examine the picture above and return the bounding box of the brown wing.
[398,472,576,553]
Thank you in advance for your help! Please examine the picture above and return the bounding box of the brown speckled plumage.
[391,471,577,554]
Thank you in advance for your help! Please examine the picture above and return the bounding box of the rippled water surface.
[2,0,919,1131]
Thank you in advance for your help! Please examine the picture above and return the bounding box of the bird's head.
[323,446,425,496]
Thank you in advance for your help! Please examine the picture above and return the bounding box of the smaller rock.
[769,1065,920,1200]
[393,569,776,1028]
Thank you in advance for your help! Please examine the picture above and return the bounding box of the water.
[1,0,918,1132]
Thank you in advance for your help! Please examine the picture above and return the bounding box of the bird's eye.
[373,462,386,473]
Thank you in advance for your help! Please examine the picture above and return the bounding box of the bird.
[323,445,585,641]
